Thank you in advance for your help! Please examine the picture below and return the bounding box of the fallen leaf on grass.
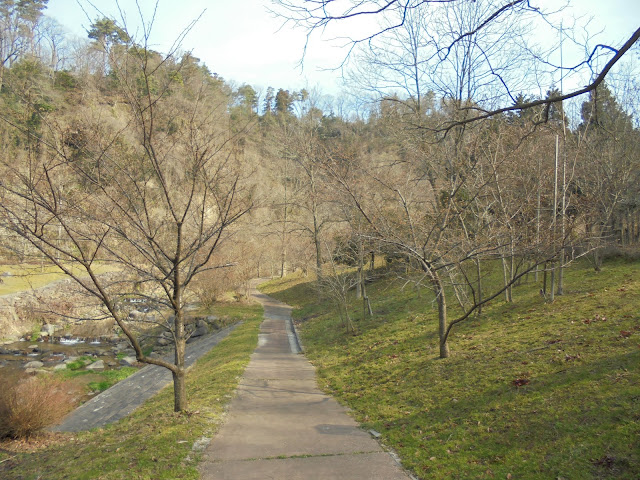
[512,378,530,387]
[620,330,632,338]
[592,455,616,468]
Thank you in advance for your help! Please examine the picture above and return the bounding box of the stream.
[0,336,127,371]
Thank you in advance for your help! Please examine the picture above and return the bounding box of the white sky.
[45,0,640,98]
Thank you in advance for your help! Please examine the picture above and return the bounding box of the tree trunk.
[438,289,449,358]
[549,260,556,302]
[557,246,565,295]
[313,205,322,278]
[475,258,483,316]
[173,314,187,411]
[593,249,602,272]
[501,255,511,302]
[356,239,363,300]
[172,366,187,413]
[431,274,449,359]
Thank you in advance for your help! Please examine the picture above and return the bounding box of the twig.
[0,455,17,464]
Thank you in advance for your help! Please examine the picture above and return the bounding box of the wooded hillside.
[0,0,638,409]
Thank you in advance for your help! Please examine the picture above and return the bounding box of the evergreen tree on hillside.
[275,88,293,115]
[580,82,633,134]
[263,86,275,115]
[0,0,49,88]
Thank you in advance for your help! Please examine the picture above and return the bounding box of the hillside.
[261,258,640,479]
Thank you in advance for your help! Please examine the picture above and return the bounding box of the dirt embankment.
[0,277,111,341]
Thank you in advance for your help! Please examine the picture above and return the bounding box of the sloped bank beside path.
[53,323,239,432]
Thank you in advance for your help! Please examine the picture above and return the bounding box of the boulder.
[157,337,171,346]
[196,319,208,329]
[119,356,138,367]
[86,360,105,371]
[192,324,209,338]
[41,324,58,336]
[24,360,44,369]
[53,363,68,371]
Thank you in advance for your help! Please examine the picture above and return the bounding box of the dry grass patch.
[0,370,80,440]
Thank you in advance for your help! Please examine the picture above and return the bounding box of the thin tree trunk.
[356,239,363,300]
[501,255,510,302]
[509,239,515,300]
[535,155,542,282]
[550,261,556,302]
[550,135,559,302]
[438,289,449,358]
[475,258,483,316]
[431,273,449,359]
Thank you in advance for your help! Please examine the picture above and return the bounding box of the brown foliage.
[0,370,79,439]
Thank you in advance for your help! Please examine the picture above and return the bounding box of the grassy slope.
[0,302,263,480]
[261,259,640,479]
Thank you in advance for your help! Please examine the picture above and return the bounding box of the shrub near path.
[0,303,263,480]
[261,259,640,480]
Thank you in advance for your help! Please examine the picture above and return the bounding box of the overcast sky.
[45,0,640,97]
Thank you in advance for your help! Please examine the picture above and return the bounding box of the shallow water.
[0,337,119,370]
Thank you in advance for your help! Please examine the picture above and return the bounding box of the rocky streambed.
[0,314,221,374]
[0,335,139,373]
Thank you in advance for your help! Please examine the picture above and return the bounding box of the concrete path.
[198,284,411,480]
[53,324,238,432]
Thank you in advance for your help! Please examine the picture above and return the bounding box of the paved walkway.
[53,324,238,432]
[198,284,411,480]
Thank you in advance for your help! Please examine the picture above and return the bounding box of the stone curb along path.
[198,282,412,480]
[52,323,238,432]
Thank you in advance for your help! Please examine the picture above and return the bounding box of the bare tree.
[272,0,640,131]
[0,25,252,411]
[273,102,338,277]
[321,107,571,358]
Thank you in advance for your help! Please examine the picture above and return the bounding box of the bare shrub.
[192,267,249,309]
[0,370,79,439]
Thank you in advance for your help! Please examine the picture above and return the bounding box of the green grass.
[61,367,138,393]
[61,356,93,372]
[261,258,640,479]
[1,301,263,480]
